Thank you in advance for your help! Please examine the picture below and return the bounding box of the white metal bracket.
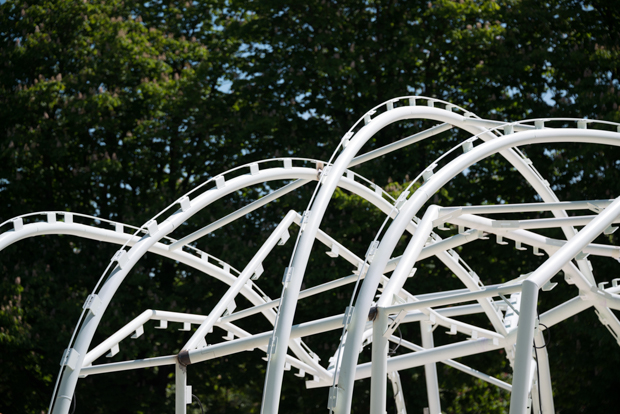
[267,336,277,356]
[326,243,340,258]
[12,217,23,231]
[60,348,80,370]
[496,234,509,245]
[250,262,264,281]
[383,310,406,338]
[300,210,311,232]
[432,208,461,229]
[82,294,102,316]
[178,196,191,212]
[282,267,293,286]
[111,249,129,269]
[131,325,144,339]
[278,229,290,246]
[106,343,120,358]
[327,386,340,410]
[342,306,355,328]
[366,240,380,263]
[145,219,158,236]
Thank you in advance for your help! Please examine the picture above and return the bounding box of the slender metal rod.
[421,321,441,414]
[508,280,539,414]
[441,199,613,215]
[180,211,297,357]
[351,338,503,382]
[385,284,522,315]
[349,123,453,168]
[175,362,188,414]
[369,308,389,414]
[533,331,555,413]
[169,179,310,251]
[393,336,512,391]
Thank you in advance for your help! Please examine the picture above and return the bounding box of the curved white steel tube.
[4,96,620,414]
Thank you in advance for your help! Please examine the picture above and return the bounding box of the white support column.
[509,279,540,414]
[534,331,555,414]
[421,321,441,414]
[175,362,189,414]
[388,371,408,414]
[370,307,389,414]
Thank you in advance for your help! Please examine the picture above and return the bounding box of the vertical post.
[534,331,555,414]
[176,362,188,414]
[421,320,441,414]
[509,279,539,414]
[370,307,389,414]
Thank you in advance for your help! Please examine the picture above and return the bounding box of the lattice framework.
[3,96,620,414]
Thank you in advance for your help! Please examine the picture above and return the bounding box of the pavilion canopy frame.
[2,96,620,414]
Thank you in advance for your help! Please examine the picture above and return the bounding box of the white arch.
[6,96,620,414]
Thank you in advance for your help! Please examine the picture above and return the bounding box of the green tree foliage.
[1,0,620,413]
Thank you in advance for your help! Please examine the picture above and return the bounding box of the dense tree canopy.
[1,0,620,413]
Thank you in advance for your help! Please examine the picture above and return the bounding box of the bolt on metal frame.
[2,96,620,414]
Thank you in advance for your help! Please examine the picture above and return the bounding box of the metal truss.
[3,96,620,414]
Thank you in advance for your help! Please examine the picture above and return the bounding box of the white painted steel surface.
[2,96,620,414]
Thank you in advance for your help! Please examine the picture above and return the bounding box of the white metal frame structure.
[3,96,620,414]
